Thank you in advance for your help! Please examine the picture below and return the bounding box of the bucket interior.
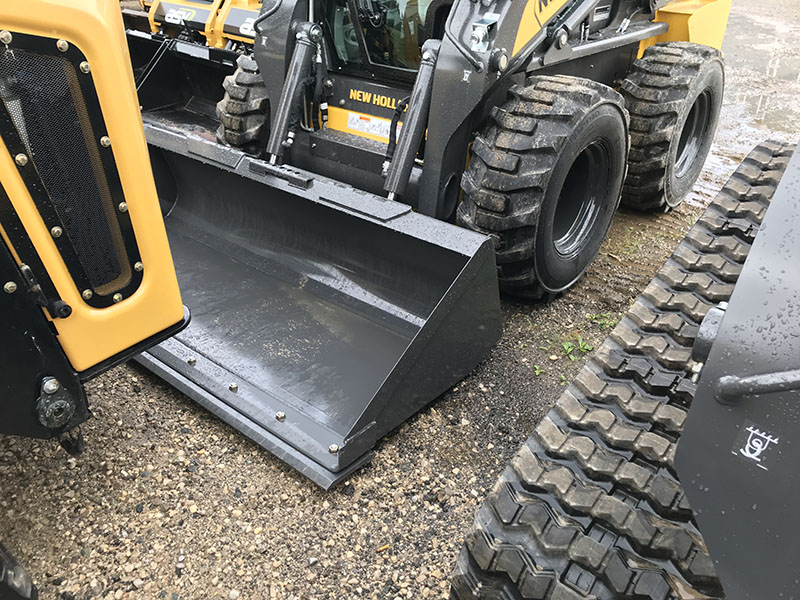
[152,149,468,437]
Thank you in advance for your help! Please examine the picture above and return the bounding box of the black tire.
[450,140,795,600]
[215,54,269,154]
[621,42,724,212]
[458,75,629,300]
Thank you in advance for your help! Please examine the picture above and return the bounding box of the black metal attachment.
[676,144,800,600]
[0,235,88,439]
[35,377,76,429]
[383,41,439,200]
[265,24,319,162]
[135,120,501,488]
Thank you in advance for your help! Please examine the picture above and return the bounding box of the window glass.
[331,0,435,70]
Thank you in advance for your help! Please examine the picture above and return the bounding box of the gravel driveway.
[3,1,800,598]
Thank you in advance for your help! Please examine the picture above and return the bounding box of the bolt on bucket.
[135,121,501,488]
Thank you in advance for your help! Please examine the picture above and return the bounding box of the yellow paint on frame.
[1,0,184,373]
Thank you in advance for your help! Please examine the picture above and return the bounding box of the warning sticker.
[346,112,401,141]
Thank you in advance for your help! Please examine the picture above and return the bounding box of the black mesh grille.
[0,48,130,292]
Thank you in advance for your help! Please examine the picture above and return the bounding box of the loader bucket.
[134,120,501,488]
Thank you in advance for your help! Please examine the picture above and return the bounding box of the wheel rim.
[675,89,713,179]
[553,140,610,259]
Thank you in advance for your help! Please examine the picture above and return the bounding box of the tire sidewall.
[665,58,724,207]
[534,104,628,292]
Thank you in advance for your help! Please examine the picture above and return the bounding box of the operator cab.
[327,0,451,75]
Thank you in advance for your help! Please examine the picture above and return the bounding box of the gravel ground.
[3,2,800,599]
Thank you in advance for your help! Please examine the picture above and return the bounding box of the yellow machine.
[0,1,186,440]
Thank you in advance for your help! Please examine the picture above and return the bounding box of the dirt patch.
[3,2,800,599]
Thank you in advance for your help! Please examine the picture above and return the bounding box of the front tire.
[621,42,724,212]
[458,75,629,300]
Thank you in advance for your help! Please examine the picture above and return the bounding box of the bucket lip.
[134,346,375,490]
[142,118,492,256]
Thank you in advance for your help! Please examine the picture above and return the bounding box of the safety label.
[346,112,401,140]
[733,420,779,471]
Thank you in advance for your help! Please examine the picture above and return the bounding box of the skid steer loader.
[118,0,732,487]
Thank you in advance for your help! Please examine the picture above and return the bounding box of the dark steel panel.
[135,119,502,487]
[0,237,88,439]
[676,147,800,599]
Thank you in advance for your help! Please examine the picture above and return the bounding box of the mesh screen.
[0,48,130,293]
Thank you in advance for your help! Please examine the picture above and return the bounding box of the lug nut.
[15,153,28,167]
[56,39,69,52]
[79,61,91,74]
[112,293,123,303]
[328,444,339,454]
[276,411,286,422]
[42,378,61,395]
[187,356,197,366]
[82,289,93,300]
[51,226,63,238]
[0,31,12,45]
[229,383,239,392]
[3,281,17,294]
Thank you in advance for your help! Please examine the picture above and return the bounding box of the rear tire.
[450,141,795,600]
[621,42,724,212]
[458,75,629,300]
[216,54,269,155]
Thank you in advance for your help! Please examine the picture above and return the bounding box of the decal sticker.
[164,8,196,25]
[346,112,400,140]
[240,17,256,37]
[733,421,779,471]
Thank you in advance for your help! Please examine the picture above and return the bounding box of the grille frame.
[0,31,143,308]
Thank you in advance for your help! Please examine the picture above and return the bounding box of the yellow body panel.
[513,0,571,56]
[148,0,226,40]
[0,0,184,372]
[639,0,732,55]
[208,0,260,47]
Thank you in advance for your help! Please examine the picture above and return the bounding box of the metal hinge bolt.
[229,383,239,392]
[3,281,17,294]
[275,411,286,422]
[328,444,339,454]
[42,378,61,395]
